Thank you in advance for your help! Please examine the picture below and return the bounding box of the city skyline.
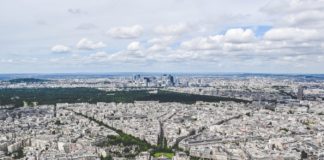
[1,0,324,73]
[1,72,324,159]
[2,1,324,158]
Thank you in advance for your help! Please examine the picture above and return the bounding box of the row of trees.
[73,111,151,158]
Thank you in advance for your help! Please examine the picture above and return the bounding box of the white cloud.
[3,0,324,73]
[224,28,256,43]
[68,52,112,64]
[180,26,324,59]
[51,45,71,53]
[147,36,176,52]
[148,36,176,44]
[107,25,143,39]
[127,41,141,51]
[261,0,323,14]
[264,27,320,41]
[88,52,111,62]
[181,28,256,51]
[148,44,170,52]
[100,50,146,63]
[286,10,324,27]
[223,43,254,52]
[76,38,106,50]
[261,0,324,28]
[181,35,223,50]
[154,23,190,35]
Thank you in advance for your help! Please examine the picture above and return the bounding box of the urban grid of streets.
[0,74,324,160]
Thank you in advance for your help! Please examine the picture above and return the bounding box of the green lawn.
[153,152,175,159]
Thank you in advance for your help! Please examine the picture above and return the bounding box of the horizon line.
[1,71,324,75]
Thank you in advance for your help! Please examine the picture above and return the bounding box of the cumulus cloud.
[127,41,141,51]
[148,36,176,44]
[261,0,324,28]
[181,35,223,50]
[147,36,176,52]
[55,1,324,67]
[76,38,106,50]
[257,0,324,58]
[262,0,324,14]
[181,28,255,50]
[154,23,190,35]
[107,25,143,39]
[148,44,170,52]
[224,28,256,43]
[179,25,324,61]
[264,27,320,41]
[51,45,71,53]
[286,10,324,27]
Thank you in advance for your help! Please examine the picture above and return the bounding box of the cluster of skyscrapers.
[133,74,175,87]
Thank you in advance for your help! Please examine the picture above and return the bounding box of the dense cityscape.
[2,0,324,159]
[0,73,324,159]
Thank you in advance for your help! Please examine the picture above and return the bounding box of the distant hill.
[8,78,50,84]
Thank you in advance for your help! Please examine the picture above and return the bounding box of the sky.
[1,0,324,74]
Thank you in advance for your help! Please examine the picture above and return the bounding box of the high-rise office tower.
[297,86,304,100]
